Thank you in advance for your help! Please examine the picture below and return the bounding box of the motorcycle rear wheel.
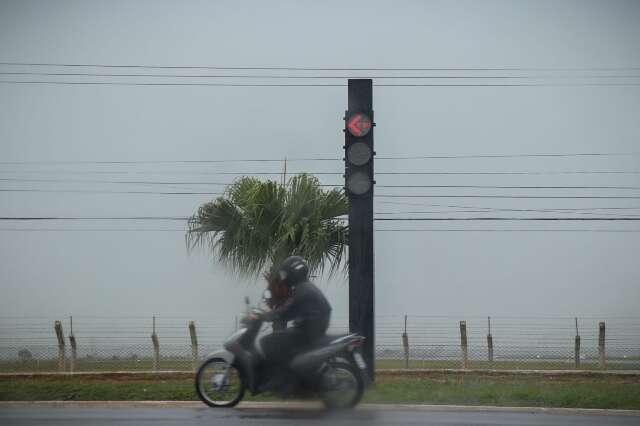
[319,360,364,409]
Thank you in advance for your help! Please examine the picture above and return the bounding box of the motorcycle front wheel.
[319,360,364,409]
[195,357,245,407]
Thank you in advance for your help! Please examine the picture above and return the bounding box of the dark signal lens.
[347,142,372,166]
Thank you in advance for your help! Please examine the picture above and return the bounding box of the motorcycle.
[195,290,369,409]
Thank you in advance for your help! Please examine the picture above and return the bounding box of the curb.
[1,401,639,416]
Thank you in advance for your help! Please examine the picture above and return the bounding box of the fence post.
[69,316,77,373]
[189,321,199,371]
[151,316,160,372]
[54,321,66,372]
[574,317,580,369]
[401,315,409,369]
[487,316,494,365]
[459,321,468,369]
[598,321,606,369]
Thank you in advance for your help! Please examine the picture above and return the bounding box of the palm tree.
[186,174,348,288]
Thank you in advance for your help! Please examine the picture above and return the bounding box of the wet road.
[1,404,639,426]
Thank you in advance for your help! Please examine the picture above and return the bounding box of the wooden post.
[574,317,581,369]
[151,316,160,372]
[460,321,468,369]
[54,321,66,372]
[487,316,494,365]
[189,321,198,371]
[69,316,77,373]
[598,321,606,369]
[401,315,409,369]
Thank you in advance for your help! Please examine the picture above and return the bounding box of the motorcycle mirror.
[263,289,272,301]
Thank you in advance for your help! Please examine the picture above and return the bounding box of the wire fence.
[1,315,638,373]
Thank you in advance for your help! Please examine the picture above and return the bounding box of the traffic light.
[344,79,375,379]
[344,83,374,196]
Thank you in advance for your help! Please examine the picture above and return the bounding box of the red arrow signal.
[347,112,372,137]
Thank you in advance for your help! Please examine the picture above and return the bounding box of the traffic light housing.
[344,79,375,379]
[344,83,374,196]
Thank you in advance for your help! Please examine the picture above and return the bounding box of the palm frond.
[186,173,348,282]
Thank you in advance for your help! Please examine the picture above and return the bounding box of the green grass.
[2,373,640,409]
[366,375,640,409]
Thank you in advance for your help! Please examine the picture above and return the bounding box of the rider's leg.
[260,328,304,368]
[258,328,308,391]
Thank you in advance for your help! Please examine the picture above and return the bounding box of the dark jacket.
[262,280,332,337]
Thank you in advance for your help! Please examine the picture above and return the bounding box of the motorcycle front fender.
[204,348,256,393]
[204,349,235,365]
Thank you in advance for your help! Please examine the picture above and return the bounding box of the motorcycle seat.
[305,333,350,350]
[290,334,354,373]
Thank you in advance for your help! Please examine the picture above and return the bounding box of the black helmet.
[278,256,309,286]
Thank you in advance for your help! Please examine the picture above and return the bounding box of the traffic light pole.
[345,79,375,379]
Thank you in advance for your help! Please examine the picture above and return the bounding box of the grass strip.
[1,372,639,409]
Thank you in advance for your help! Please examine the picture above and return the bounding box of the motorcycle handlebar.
[239,309,265,326]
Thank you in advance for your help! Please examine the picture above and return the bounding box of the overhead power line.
[378,170,640,175]
[0,189,222,195]
[2,178,639,190]
[375,200,640,217]
[375,209,640,218]
[0,170,342,176]
[1,152,638,165]
[0,80,347,87]
[3,189,640,199]
[0,178,234,185]
[0,158,338,165]
[0,217,188,221]
[376,208,640,214]
[376,153,640,160]
[1,227,638,233]
[2,62,640,71]
[375,229,640,233]
[374,217,640,221]
[377,200,640,210]
[1,169,640,176]
[0,228,186,232]
[3,71,640,79]
[2,80,639,87]
[376,185,640,190]
[2,216,640,221]
[376,194,640,199]
[0,177,339,188]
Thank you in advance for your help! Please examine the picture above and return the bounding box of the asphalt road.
[1,404,639,426]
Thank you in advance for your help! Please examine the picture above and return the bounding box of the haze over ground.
[1,0,639,324]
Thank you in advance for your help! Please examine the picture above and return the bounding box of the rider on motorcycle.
[195,256,365,408]
[256,255,332,375]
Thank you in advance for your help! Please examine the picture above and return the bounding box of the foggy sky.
[1,0,639,323]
